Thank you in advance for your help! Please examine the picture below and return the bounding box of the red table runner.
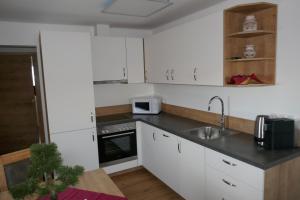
[38,188,128,200]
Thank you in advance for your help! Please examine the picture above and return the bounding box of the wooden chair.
[0,149,31,192]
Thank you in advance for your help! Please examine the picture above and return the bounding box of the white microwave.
[131,96,162,114]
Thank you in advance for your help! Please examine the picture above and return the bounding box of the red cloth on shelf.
[228,73,263,85]
[38,188,128,200]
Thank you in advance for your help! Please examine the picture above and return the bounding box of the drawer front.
[205,148,264,190]
[206,167,263,200]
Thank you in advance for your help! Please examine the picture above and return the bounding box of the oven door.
[98,130,137,165]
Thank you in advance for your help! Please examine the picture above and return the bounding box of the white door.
[92,36,126,81]
[155,130,180,192]
[50,128,99,171]
[126,38,145,83]
[141,123,159,175]
[40,31,96,134]
[178,138,205,200]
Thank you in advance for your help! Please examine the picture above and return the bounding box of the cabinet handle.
[92,134,95,142]
[222,179,236,187]
[222,159,237,167]
[165,69,169,80]
[178,142,181,153]
[123,67,126,79]
[171,69,175,80]
[193,67,197,81]
[163,134,169,138]
[90,112,94,122]
[153,132,156,141]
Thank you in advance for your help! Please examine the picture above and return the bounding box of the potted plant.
[9,143,84,200]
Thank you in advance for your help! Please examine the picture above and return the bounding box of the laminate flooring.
[111,168,184,200]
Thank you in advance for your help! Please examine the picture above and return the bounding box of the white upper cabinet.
[145,11,223,86]
[92,36,145,83]
[184,11,223,86]
[40,31,96,134]
[92,36,127,82]
[126,38,145,83]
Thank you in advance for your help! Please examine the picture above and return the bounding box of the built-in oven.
[97,122,137,167]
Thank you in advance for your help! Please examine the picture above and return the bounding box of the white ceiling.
[0,0,226,29]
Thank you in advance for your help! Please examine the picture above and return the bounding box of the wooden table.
[0,168,124,200]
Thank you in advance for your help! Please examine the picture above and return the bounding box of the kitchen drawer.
[205,148,264,190]
[206,167,263,200]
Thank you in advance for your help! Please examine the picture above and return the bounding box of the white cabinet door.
[92,36,126,81]
[155,130,180,192]
[141,123,159,175]
[178,137,205,200]
[40,31,96,134]
[50,128,99,171]
[126,38,145,83]
[144,33,170,84]
[144,11,223,86]
[180,11,223,86]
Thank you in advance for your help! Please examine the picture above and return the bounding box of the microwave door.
[135,102,150,112]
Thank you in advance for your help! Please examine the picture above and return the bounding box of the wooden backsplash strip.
[95,103,255,134]
[95,104,132,117]
[162,103,255,134]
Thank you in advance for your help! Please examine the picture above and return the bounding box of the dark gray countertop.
[96,112,300,170]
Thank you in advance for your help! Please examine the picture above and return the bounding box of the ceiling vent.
[102,0,173,17]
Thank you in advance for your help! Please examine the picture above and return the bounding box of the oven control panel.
[98,122,136,135]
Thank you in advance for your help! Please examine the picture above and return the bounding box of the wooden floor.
[111,168,184,200]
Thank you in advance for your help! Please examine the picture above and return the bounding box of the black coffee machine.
[254,116,295,150]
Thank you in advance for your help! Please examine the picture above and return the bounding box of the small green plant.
[9,143,84,200]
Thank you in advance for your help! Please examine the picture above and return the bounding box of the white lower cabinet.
[155,130,180,192]
[50,128,99,171]
[178,137,205,200]
[140,123,265,200]
[205,149,264,200]
[206,167,263,200]
[141,123,160,175]
[141,123,205,200]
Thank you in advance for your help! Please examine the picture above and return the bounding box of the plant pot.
[50,191,57,200]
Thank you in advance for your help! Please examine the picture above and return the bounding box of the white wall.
[153,0,300,126]
[94,84,154,107]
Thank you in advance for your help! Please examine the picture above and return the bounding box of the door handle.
[163,134,169,138]
[123,67,127,79]
[222,159,237,167]
[92,134,95,142]
[165,69,169,80]
[193,67,197,81]
[222,179,236,187]
[178,142,181,153]
[90,112,94,122]
[170,69,175,80]
[153,132,156,141]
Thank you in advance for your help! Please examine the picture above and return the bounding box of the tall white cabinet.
[40,31,99,171]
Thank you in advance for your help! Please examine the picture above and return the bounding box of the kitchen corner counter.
[96,112,300,170]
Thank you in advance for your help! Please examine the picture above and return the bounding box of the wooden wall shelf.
[226,57,275,62]
[224,2,277,87]
[227,30,275,38]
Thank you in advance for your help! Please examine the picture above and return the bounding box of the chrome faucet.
[208,96,225,131]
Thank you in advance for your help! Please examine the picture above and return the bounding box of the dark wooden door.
[0,54,39,155]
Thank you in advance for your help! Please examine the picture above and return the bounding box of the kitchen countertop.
[96,112,300,170]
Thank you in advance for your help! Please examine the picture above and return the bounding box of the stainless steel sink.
[184,126,234,140]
